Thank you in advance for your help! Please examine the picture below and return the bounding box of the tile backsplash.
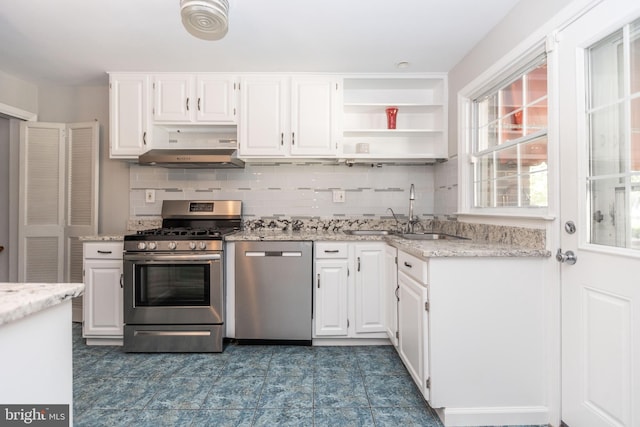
[130,162,437,219]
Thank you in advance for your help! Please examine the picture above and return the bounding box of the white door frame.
[1,103,37,282]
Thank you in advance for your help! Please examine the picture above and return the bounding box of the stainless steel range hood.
[138,149,244,169]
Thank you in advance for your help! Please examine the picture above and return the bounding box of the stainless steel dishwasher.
[235,241,312,344]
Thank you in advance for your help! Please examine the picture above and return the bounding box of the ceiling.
[0,0,521,86]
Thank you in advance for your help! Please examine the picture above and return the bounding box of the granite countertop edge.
[224,231,551,258]
[0,283,85,327]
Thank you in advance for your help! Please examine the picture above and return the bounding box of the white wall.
[0,70,37,114]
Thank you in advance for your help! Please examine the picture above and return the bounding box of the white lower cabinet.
[315,258,349,336]
[384,244,398,347]
[397,250,430,400]
[394,249,548,427]
[82,241,124,345]
[313,242,387,339]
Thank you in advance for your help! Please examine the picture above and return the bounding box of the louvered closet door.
[66,123,99,283]
[19,122,66,282]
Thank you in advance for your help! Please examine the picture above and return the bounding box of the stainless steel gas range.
[122,200,241,353]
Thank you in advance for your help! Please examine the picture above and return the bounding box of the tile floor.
[72,324,443,426]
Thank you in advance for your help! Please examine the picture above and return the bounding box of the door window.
[587,18,640,249]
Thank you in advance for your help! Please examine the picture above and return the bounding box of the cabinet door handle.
[281,133,284,146]
[357,257,361,272]
[317,273,320,288]
[97,250,113,254]
[120,273,124,288]
[404,261,412,268]
[292,132,295,145]
[197,97,201,111]
[324,250,339,253]
[143,131,147,145]
[395,285,399,300]
[186,97,190,111]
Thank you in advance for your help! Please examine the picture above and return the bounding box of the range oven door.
[123,253,223,325]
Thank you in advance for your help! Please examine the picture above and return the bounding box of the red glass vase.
[386,107,398,129]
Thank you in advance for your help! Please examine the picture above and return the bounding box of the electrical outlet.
[332,190,346,203]
[145,189,155,203]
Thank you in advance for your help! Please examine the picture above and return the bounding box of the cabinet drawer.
[398,250,428,284]
[315,242,349,259]
[84,242,124,259]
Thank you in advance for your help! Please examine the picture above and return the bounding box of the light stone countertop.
[0,282,85,326]
[224,230,551,258]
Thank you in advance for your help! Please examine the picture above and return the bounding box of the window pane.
[526,64,547,103]
[589,103,625,176]
[496,176,519,207]
[525,98,547,135]
[589,178,626,247]
[631,19,640,94]
[589,30,624,108]
[522,137,548,169]
[633,97,640,172]
[528,169,548,207]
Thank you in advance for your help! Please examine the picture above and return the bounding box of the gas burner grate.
[136,227,225,238]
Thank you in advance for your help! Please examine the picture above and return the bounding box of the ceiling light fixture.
[180,0,229,41]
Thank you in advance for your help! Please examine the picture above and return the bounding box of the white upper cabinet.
[341,75,448,160]
[238,76,288,157]
[108,72,448,161]
[109,73,151,158]
[153,73,237,124]
[290,77,340,156]
[239,75,340,158]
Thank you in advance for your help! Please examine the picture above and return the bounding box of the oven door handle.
[123,254,221,262]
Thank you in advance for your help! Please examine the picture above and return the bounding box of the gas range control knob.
[198,242,207,250]
[137,242,147,250]
[168,241,177,250]
[189,242,197,250]
[148,242,157,250]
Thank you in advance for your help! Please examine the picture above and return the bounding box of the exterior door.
[558,2,640,426]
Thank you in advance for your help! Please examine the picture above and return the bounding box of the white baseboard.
[435,405,549,427]
[85,338,123,346]
[312,338,391,346]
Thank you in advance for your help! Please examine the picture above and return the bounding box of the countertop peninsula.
[0,282,85,326]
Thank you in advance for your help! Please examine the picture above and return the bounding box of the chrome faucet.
[408,184,417,233]
[387,208,402,233]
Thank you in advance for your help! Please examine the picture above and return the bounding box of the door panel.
[558,2,640,426]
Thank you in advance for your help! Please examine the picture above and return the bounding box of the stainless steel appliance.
[138,148,244,169]
[123,200,241,352]
[235,241,312,344]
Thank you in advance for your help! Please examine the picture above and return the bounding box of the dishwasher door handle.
[245,251,302,257]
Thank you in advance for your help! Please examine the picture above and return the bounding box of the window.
[470,54,549,210]
[586,19,640,249]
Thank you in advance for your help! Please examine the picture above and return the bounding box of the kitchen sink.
[343,230,393,236]
[398,232,468,240]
